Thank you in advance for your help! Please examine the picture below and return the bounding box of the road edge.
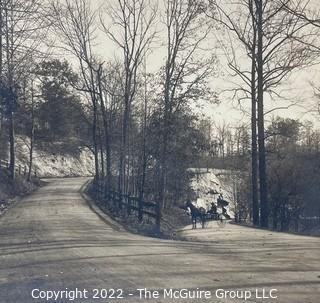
[0,178,45,219]
[79,179,125,232]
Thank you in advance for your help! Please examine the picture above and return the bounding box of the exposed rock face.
[189,168,236,218]
[15,136,94,177]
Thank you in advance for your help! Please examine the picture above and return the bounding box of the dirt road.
[0,178,319,303]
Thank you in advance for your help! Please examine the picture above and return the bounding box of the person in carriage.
[207,201,218,220]
[217,194,231,219]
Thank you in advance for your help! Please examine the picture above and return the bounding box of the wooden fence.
[93,182,160,227]
[0,159,37,177]
[298,216,320,232]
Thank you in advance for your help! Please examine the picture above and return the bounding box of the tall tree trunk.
[139,74,148,202]
[85,62,100,181]
[97,67,112,192]
[0,0,3,80]
[118,99,129,193]
[6,2,15,180]
[98,125,105,179]
[28,81,35,181]
[0,1,5,160]
[8,109,14,179]
[118,67,131,193]
[157,72,171,231]
[256,0,268,228]
[250,0,259,226]
[92,97,99,181]
[87,65,99,181]
[251,88,259,225]
[126,118,131,195]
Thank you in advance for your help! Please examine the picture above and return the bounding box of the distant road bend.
[0,178,319,303]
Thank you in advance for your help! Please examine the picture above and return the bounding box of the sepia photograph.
[0,0,319,302]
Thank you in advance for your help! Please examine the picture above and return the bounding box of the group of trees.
[266,118,320,231]
[210,0,320,228]
[0,0,319,231]
[0,0,94,181]
[31,60,89,143]
[195,119,251,170]
[0,0,50,179]
[236,117,320,232]
[48,0,217,229]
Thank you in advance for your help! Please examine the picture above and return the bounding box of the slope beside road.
[0,178,319,303]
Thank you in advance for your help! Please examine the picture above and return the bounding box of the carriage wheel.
[217,214,226,228]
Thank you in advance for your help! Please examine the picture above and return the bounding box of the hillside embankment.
[0,135,95,217]
[14,136,94,177]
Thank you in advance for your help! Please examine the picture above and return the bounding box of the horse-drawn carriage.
[185,195,230,229]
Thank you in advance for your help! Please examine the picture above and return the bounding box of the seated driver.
[210,202,217,214]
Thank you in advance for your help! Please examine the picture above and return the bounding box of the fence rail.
[299,216,320,231]
[0,159,37,177]
[93,182,160,226]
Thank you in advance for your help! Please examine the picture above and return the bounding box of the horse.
[186,200,207,229]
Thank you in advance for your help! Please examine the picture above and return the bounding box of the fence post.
[104,188,109,205]
[127,196,131,216]
[98,180,102,201]
[156,201,161,233]
[100,181,105,203]
[110,191,114,206]
[138,199,143,222]
[92,181,96,199]
[118,193,122,210]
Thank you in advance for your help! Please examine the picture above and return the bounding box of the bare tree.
[255,0,319,227]
[101,0,157,194]
[209,0,320,227]
[27,79,35,181]
[208,0,260,224]
[51,0,101,180]
[0,0,50,179]
[157,0,216,228]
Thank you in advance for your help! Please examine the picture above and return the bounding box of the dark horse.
[186,201,207,229]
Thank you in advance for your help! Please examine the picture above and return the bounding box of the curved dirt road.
[0,178,319,303]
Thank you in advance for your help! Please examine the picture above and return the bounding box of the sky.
[61,0,320,128]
